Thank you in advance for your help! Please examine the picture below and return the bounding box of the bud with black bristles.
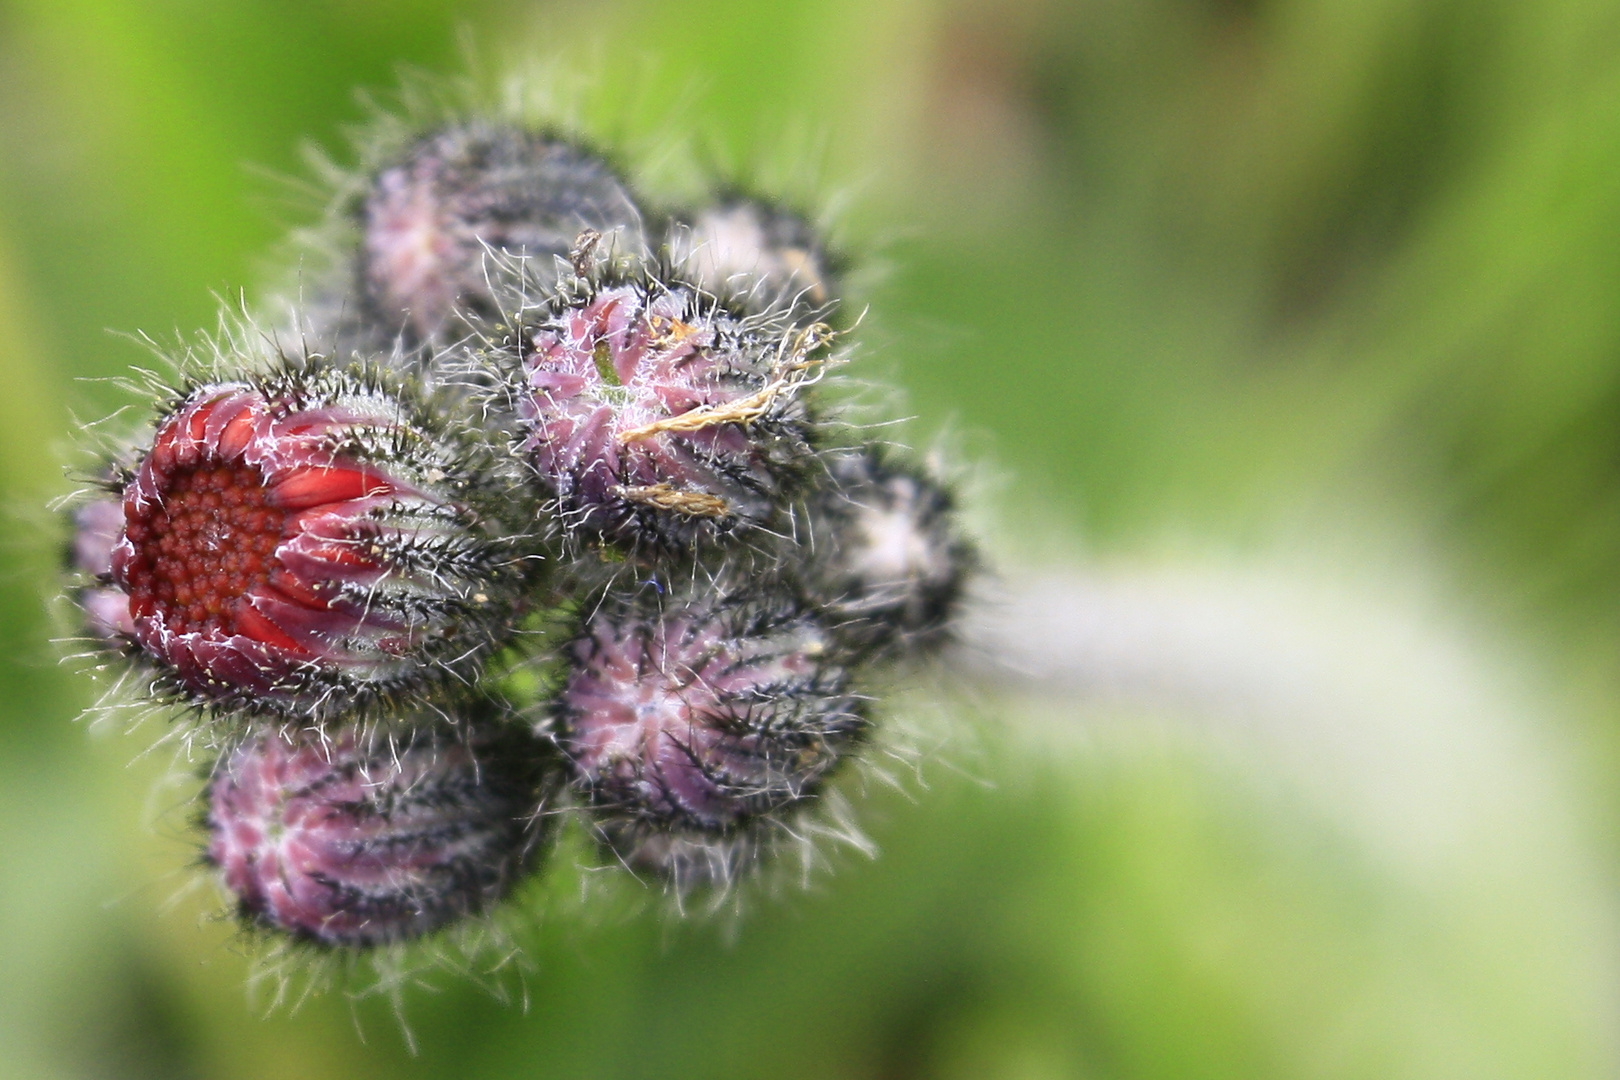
[801,445,975,657]
[64,491,137,642]
[358,123,648,347]
[667,198,839,318]
[490,267,836,552]
[552,581,866,890]
[205,706,554,948]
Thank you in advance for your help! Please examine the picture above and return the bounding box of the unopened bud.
[804,446,973,655]
[206,710,551,948]
[65,494,137,640]
[505,272,830,549]
[362,124,647,343]
[555,585,865,883]
[668,199,837,317]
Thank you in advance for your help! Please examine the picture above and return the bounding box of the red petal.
[266,569,330,609]
[187,400,215,441]
[215,406,260,459]
[269,466,395,509]
[232,600,310,654]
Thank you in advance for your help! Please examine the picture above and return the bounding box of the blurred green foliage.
[4,0,1620,1077]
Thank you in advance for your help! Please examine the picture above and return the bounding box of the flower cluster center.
[122,460,287,635]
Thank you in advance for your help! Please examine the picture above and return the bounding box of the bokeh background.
[4,0,1620,1076]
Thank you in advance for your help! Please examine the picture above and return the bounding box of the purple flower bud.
[206,712,551,948]
[508,274,831,548]
[72,496,122,578]
[806,447,974,655]
[104,361,533,717]
[555,587,865,879]
[668,200,838,316]
[362,125,647,343]
[66,495,136,639]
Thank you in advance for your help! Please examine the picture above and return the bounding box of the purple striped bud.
[103,361,533,718]
[805,446,973,655]
[205,712,550,948]
[362,125,647,343]
[507,273,831,549]
[555,587,865,880]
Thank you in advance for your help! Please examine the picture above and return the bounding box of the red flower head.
[104,361,534,719]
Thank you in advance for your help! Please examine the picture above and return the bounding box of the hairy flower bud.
[804,446,973,655]
[668,199,837,316]
[501,272,832,549]
[205,710,551,948]
[554,585,866,883]
[104,359,534,718]
[361,124,647,343]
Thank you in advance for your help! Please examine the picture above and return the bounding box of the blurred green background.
[4,0,1620,1076]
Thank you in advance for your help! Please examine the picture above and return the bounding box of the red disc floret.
[110,387,422,702]
[122,461,287,635]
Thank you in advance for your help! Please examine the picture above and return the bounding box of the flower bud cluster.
[62,112,975,964]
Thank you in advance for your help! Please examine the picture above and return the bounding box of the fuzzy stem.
[952,566,1583,889]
